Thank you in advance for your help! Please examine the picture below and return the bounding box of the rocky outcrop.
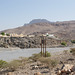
[57,64,75,75]
[0,37,71,48]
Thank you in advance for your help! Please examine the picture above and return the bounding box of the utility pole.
[45,36,46,57]
[41,38,43,56]
[41,36,46,57]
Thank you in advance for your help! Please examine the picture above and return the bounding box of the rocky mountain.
[29,19,51,24]
[0,19,75,39]
[24,19,51,26]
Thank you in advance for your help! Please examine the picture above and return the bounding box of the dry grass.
[38,57,58,68]
[2,57,29,71]
[29,51,51,62]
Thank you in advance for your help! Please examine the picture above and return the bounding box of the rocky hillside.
[0,37,71,48]
[27,19,51,24]
[1,19,75,39]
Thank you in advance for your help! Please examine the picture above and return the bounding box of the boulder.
[61,64,74,71]
[34,72,42,75]
[71,66,75,72]
[57,64,74,75]
[7,72,14,75]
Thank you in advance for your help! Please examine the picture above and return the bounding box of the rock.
[0,37,71,48]
[34,72,42,75]
[71,66,75,72]
[62,64,74,71]
[57,64,74,75]
[34,65,39,69]
[57,70,61,75]
[7,72,14,75]
[32,65,39,70]
[60,61,63,64]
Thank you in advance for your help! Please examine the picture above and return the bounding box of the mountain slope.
[1,19,75,39]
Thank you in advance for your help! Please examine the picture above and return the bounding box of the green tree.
[6,34,10,36]
[1,32,5,35]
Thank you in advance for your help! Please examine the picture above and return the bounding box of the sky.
[0,0,75,31]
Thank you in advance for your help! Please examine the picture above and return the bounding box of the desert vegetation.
[71,40,75,43]
[0,60,8,68]
[70,48,75,55]
[1,32,5,36]
[29,51,51,62]
[61,42,67,46]
[0,57,29,72]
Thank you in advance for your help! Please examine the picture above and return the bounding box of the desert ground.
[0,47,75,75]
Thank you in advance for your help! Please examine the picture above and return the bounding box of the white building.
[46,33,55,38]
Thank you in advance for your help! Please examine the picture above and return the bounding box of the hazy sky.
[0,0,75,31]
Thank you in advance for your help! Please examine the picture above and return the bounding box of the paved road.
[0,46,75,61]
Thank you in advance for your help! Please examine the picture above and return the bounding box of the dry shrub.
[63,50,68,54]
[7,60,22,71]
[38,57,58,75]
[70,48,75,55]
[38,57,58,68]
[71,40,75,43]
[19,57,29,64]
[0,60,8,68]
[29,51,51,62]
[29,53,41,62]
[0,58,29,71]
